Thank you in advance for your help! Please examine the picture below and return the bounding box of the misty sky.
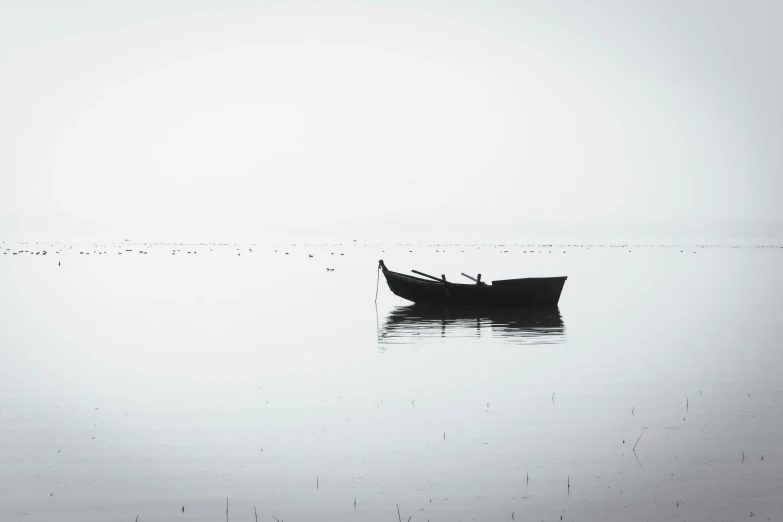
[1,1,781,239]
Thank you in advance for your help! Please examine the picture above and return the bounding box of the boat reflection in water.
[378,305,565,347]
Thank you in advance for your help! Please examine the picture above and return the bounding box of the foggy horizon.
[3,1,782,241]
[2,212,782,242]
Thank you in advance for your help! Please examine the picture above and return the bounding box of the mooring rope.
[375,264,381,303]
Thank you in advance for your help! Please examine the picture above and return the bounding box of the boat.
[378,259,566,306]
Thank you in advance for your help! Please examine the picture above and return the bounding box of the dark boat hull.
[381,264,566,306]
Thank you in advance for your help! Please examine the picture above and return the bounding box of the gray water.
[2,240,782,521]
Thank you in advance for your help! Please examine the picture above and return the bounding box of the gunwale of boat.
[383,269,475,286]
[383,269,566,286]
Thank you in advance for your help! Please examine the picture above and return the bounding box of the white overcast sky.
[1,1,781,239]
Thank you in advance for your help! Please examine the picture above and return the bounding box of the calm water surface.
[1,240,782,521]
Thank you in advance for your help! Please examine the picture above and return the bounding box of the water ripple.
[378,305,566,347]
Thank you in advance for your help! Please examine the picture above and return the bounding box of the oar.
[412,269,446,283]
[461,272,485,285]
